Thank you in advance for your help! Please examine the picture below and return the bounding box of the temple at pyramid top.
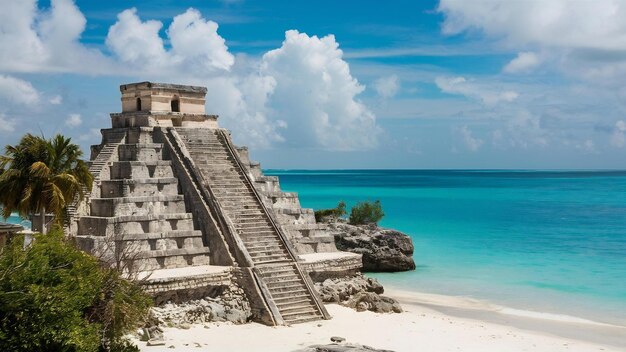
[114,82,217,128]
[120,82,207,114]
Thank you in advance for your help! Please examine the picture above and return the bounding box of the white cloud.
[438,0,626,85]
[373,74,399,98]
[106,8,234,76]
[49,95,63,105]
[260,30,380,150]
[438,0,626,51]
[0,0,112,74]
[106,8,167,70]
[65,113,82,127]
[458,126,483,151]
[504,52,541,73]
[435,76,518,106]
[0,3,380,151]
[610,120,626,147]
[0,74,40,105]
[0,113,16,133]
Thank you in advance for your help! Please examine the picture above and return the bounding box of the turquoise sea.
[265,170,626,326]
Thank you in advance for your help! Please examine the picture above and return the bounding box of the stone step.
[259,272,300,282]
[90,195,186,217]
[116,236,206,254]
[114,230,203,241]
[100,178,179,198]
[249,253,290,262]
[283,315,322,325]
[135,253,211,271]
[266,282,305,292]
[241,231,279,238]
[243,240,282,249]
[278,307,319,318]
[268,287,309,298]
[277,302,316,312]
[235,225,274,232]
[110,161,174,179]
[273,293,311,303]
[118,143,165,162]
[265,278,302,287]
[247,247,288,257]
[78,213,195,237]
[134,246,210,259]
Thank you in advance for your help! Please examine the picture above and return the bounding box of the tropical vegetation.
[0,134,93,233]
[0,230,151,352]
[349,200,385,225]
[314,201,347,222]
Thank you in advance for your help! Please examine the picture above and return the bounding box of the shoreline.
[385,287,626,349]
[136,287,625,352]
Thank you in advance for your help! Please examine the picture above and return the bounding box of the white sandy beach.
[136,288,626,352]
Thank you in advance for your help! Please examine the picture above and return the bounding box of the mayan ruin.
[67,82,362,326]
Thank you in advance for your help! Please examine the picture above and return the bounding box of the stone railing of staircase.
[65,131,125,235]
[156,127,280,326]
[215,128,331,322]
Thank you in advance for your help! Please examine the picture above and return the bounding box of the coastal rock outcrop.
[295,342,394,352]
[314,274,402,313]
[328,222,416,272]
[149,285,252,327]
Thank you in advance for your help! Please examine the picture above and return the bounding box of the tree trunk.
[39,207,47,235]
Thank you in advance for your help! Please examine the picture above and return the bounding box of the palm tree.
[0,134,93,234]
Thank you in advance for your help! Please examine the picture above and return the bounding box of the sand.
[136,289,626,352]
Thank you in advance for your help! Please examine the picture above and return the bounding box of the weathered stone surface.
[344,292,402,314]
[314,274,401,314]
[150,285,252,326]
[294,343,395,352]
[329,222,415,272]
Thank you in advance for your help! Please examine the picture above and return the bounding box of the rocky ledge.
[315,274,402,314]
[148,284,252,329]
[328,222,416,272]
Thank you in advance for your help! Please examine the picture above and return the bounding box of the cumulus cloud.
[260,30,380,150]
[0,2,380,151]
[610,120,626,147]
[438,0,626,51]
[438,0,626,85]
[504,52,541,73]
[373,74,399,98]
[435,76,518,106]
[106,8,234,76]
[0,113,16,133]
[0,0,111,73]
[0,74,40,105]
[458,126,483,151]
[65,113,82,127]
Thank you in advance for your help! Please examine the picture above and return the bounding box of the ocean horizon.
[265,169,626,326]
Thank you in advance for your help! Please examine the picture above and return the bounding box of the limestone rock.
[150,285,252,327]
[329,222,416,272]
[314,274,402,314]
[294,343,395,352]
[344,292,402,314]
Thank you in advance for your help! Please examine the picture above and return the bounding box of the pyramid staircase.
[74,128,211,272]
[169,127,329,324]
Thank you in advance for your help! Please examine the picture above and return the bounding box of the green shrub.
[0,230,151,352]
[348,200,385,225]
[314,201,347,222]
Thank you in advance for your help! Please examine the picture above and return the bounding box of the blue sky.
[1,0,626,169]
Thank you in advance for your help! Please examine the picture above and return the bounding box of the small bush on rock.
[314,201,347,222]
[349,200,384,225]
